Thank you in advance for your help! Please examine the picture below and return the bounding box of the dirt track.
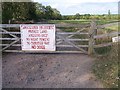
[2,53,103,88]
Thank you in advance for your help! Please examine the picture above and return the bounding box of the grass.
[94,46,112,55]
[104,24,119,32]
[96,20,119,25]
[48,20,91,24]
[93,43,119,88]
[92,21,119,88]
[58,27,78,32]
[94,29,113,54]
[94,22,119,54]
[48,19,119,25]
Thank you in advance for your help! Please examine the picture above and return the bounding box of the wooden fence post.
[88,20,97,55]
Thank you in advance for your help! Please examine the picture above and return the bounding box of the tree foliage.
[62,13,118,20]
[2,2,62,23]
[74,13,80,19]
[35,3,62,20]
[2,2,36,23]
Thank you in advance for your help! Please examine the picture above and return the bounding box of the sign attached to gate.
[20,24,56,51]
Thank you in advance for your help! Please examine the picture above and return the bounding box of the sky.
[33,0,119,15]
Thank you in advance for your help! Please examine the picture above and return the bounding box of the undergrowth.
[93,43,119,88]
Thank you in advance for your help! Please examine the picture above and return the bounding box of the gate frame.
[0,21,97,54]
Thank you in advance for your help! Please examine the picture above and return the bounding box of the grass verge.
[93,43,119,88]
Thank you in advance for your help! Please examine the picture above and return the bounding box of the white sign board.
[20,24,56,51]
[112,36,120,42]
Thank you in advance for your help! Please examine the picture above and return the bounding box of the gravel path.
[2,53,103,88]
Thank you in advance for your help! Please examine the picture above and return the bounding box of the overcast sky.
[34,0,119,15]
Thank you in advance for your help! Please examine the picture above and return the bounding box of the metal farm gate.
[0,21,96,54]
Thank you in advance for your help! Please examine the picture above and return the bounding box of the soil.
[2,53,103,88]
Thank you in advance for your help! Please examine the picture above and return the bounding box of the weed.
[93,43,119,88]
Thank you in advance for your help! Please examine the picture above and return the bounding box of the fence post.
[88,20,97,55]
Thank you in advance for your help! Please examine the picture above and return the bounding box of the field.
[48,19,119,25]
[105,24,119,31]
[48,20,90,24]
[96,20,119,25]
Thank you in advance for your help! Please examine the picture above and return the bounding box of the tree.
[2,1,36,23]
[27,2,37,20]
[74,13,80,19]
[108,10,111,19]
[2,2,13,23]
[52,8,62,20]
[35,4,62,20]
[2,1,62,23]
[35,3,46,20]
[45,6,54,20]
[84,14,91,19]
